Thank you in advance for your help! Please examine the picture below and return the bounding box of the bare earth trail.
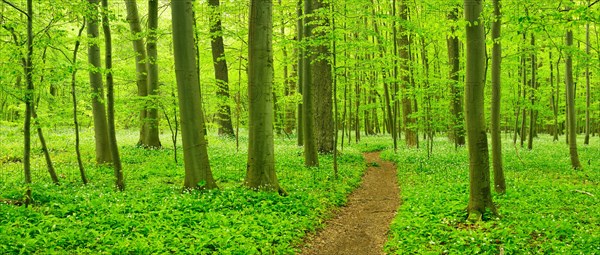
[300,152,401,255]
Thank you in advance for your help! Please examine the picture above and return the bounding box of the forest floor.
[300,151,400,255]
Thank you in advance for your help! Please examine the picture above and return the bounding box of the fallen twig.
[572,190,595,197]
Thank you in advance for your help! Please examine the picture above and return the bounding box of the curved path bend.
[300,152,401,255]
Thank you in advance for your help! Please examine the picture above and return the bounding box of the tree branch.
[2,0,29,18]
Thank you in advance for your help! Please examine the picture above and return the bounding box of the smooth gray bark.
[171,0,218,190]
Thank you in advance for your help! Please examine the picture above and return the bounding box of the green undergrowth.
[0,126,366,254]
[382,135,600,254]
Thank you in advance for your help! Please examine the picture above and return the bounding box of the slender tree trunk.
[71,19,88,184]
[32,107,59,184]
[391,0,399,151]
[341,3,348,150]
[447,7,465,148]
[528,34,536,150]
[11,7,59,186]
[565,27,582,169]
[282,0,296,135]
[355,79,360,143]
[418,36,433,156]
[565,53,570,145]
[585,22,591,145]
[312,0,334,154]
[145,0,162,148]
[399,0,416,147]
[512,57,521,145]
[550,51,559,141]
[409,35,419,148]
[23,0,34,206]
[208,0,236,137]
[464,0,497,222]
[245,0,285,194]
[556,57,563,137]
[296,0,304,146]
[87,0,112,164]
[491,0,505,193]
[303,0,319,166]
[102,0,124,191]
[124,0,150,147]
[285,58,297,135]
[171,0,218,190]
[332,2,338,178]
[520,37,527,148]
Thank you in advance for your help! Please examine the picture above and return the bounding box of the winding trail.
[300,151,400,255]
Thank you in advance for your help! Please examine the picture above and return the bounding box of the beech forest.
[0,0,598,254]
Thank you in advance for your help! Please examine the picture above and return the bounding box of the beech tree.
[296,0,304,147]
[491,0,505,193]
[145,0,162,148]
[125,0,161,148]
[22,0,33,205]
[86,0,112,165]
[171,0,218,190]
[312,0,334,154]
[101,0,124,190]
[69,19,89,185]
[464,0,497,221]
[245,0,285,194]
[302,0,319,166]
[398,0,417,147]
[584,20,591,145]
[564,17,582,169]
[447,6,465,148]
[208,0,235,137]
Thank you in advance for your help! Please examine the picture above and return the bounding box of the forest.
[0,0,598,254]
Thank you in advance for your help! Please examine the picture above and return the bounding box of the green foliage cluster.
[0,126,366,254]
[382,136,599,254]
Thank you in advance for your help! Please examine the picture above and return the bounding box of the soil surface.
[300,151,400,255]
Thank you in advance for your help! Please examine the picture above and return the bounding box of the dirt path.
[300,152,400,255]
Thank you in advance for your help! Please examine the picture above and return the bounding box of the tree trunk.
[208,0,236,137]
[71,19,88,185]
[102,0,125,191]
[584,22,591,145]
[399,0,416,147]
[341,4,348,150]
[464,0,497,222]
[124,0,150,147]
[355,79,360,143]
[303,0,319,166]
[491,0,505,193]
[245,0,285,194]
[332,2,338,178]
[87,0,112,165]
[312,0,334,154]
[145,0,162,148]
[296,0,304,146]
[550,51,559,141]
[390,0,399,151]
[171,0,218,190]
[282,0,296,135]
[32,107,59,185]
[23,0,34,206]
[565,27,582,169]
[528,34,536,150]
[12,4,59,186]
[447,6,465,148]
[512,55,521,145]
[520,36,527,148]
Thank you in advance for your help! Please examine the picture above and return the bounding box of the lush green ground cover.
[382,135,600,254]
[0,126,366,254]
[2,126,598,254]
